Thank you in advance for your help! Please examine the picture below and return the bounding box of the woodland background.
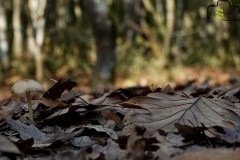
[0,0,240,91]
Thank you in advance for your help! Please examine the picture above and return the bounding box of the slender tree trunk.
[27,26,44,81]
[173,0,183,62]
[28,0,46,81]
[0,1,9,71]
[13,0,23,58]
[164,0,175,59]
[80,0,116,86]
[155,0,165,24]
[123,0,141,41]
[57,0,67,29]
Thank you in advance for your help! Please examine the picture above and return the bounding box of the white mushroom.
[12,79,44,124]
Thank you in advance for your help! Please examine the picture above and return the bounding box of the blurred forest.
[0,0,240,90]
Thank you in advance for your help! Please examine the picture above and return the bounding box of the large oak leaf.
[122,93,240,133]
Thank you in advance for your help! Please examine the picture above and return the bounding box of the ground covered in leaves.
[1,78,240,160]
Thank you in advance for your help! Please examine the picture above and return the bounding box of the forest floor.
[1,66,240,160]
[0,67,238,101]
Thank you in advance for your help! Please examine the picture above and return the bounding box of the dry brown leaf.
[43,79,77,100]
[122,92,240,133]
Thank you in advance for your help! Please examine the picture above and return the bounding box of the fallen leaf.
[34,98,68,108]
[17,138,34,152]
[152,131,184,159]
[190,81,211,97]
[85,124,118,140]
[174,80,196,91]
[122,92,240,133]
[47,126,84,148]
[91,139,126,160]
[165,132,186,147]
[89,89,123,105]
[70,136,94,147]
[0,134,21,155]
[42,111,82,127]
[118,86,153,99]
[162,85,175,95]
[6,117,49,144]
[43,79,77,100]
[51,149,89,160]
[174,124,214,146]
[223,87,240,102]
[90,86,152,106]
[0,99,23,121]
[125,133,146,160]
[153,143,183,159]
[207,87,227,98]
[101,110,121,124]
[208,126,240,143]
[175,123,206,139]
[58,90,83,102]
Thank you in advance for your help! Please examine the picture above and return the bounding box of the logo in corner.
[207,0,240,21]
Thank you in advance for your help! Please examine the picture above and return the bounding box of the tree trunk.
[164,0,175,59]
[27,0,46,81]
[80,0,116,87]
[172,0,183,62]
[0,1,9,71]
[13,0,23,58]
[56,0,67,29]
[123,0,141,41]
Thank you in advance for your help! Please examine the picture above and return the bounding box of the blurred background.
[1,0,240,98]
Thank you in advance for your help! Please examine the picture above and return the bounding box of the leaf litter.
[1,78,240,159]
[122,93,240,133]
